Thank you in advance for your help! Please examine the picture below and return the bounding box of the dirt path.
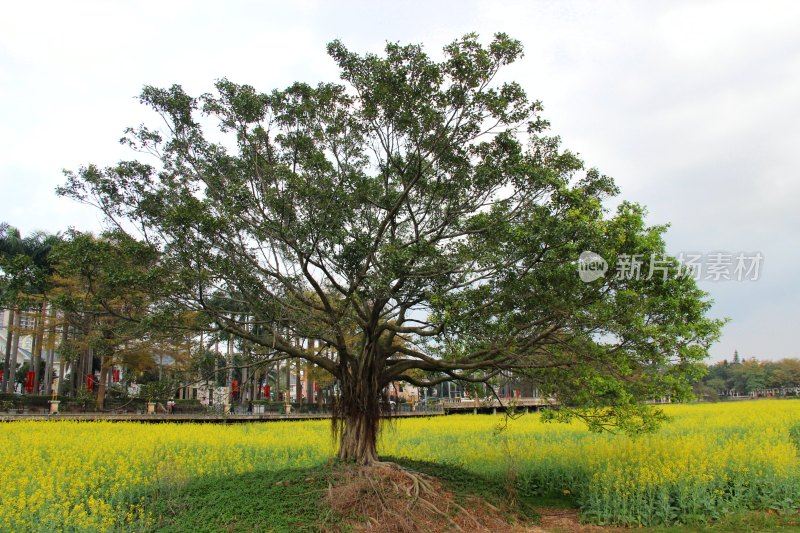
[530,507,624,532]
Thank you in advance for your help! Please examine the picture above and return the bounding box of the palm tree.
[24,232,60,394]
[0,224,60,394]
[1,224,23,392]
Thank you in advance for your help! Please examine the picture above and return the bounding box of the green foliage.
[147,466,335,532]
[138,380,176,402]
[789,422,800,452]
[14,361,45,387]
[59,33,723,442]
[541,404,669,435]
[74,388,95,408]
[100,397,146,409]
[700,356,800,396]
[47,231,193,394]
[8,395,52,408]
[0,225,60,306]
[173,399,200,406]
[106,383,128,399]
[190,349,227,387]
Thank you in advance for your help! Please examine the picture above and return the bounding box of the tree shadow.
[143,456,578,532]
[144,463,337,532]
[382,455,577,520]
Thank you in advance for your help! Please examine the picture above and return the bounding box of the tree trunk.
[2,308,14,393]
[69,360,76,396]
[304,366,311,404]
[226,338,233,403]
[58,324,67,397]
[296,366,303,406]
[240,365,248,407]
[285,359,291,401]
[88,347,94,381]
[335,352,383,465]
[32,304,46,395]
[73,351,80,396]
[8,311,21,393]
[43,306,56,394]
[306,340,315,404]
[75,348,88,396]
[57,358,64,389]
[43,346,53,394]
[29,310,40,395]
[337,408,379,464]
[96,355,110,410]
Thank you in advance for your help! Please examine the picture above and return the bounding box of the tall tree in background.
[49,230,186,407]
[0,224,24,392]
[0,224,60,394]
[60,34,723,464]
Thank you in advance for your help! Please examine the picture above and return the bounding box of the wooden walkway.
[0,397,556,421]
[0,411,445,423]
[441,397,556,413]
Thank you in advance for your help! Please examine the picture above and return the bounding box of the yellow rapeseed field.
[1,400,799,530]
[382,400,800,525]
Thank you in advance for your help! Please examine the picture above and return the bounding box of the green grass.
[146,463,338,532]
[647,511,800,532]
[142,457,800,532]
[387,455,562,521]
[145,457,553,532]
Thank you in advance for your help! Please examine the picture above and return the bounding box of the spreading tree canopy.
[59,33,722,464]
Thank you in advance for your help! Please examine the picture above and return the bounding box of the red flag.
[25,371,35,392]
[232,380,239,393]
[263,385,271,398]
[86,375,94,392]
[112,369,120,383]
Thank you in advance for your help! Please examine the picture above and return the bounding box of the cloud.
[1,0,797,360]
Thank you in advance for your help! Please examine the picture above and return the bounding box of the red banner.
[263,385,271,398]
[86,375,94,392]
[25,371,35,392]
[112,369,120,383]
[232,380,239,393]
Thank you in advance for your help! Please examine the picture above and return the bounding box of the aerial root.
[324,461,492,532]
[414,496,464,532]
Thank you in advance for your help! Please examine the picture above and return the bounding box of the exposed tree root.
[323,461,532,532]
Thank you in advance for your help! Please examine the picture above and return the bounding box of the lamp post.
[49,377,59,415]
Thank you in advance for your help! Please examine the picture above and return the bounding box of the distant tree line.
[0,224,338,410]
[695,350,800,399]
[0,224,194,406]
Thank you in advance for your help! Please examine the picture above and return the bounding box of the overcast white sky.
[1,0,798,361]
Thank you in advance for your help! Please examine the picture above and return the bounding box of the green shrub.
[103,398,147,411]
[19,395,52,407]
[789,422,800,453]
[174,399,200,406]
[0,394,51,408]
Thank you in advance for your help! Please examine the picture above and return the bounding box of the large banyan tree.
[60,33,722,464]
